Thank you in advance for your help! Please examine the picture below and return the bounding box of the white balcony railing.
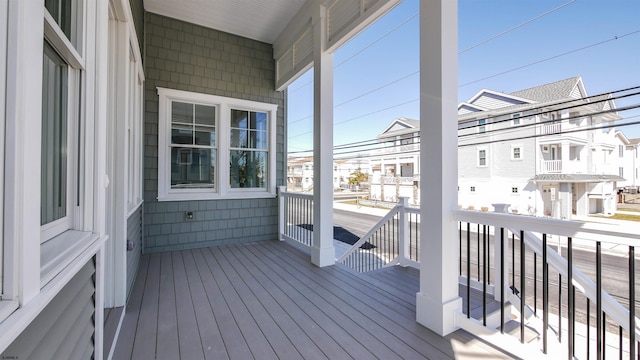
[541,159,562,173]
[541,122,561,135]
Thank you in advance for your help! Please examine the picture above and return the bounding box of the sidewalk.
[333,200,392,217]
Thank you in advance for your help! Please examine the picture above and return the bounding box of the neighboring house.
[368,77,633,218]
[287,156,315,192]
[458,76,624,218]
[286,156,371,192]
[368,118,421,204]
[613,131,640,190]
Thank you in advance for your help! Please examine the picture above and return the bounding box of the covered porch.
[113,240,513,359]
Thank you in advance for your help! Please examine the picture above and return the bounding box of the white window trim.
[511,145,523,161]
[157,87,278,201]
[477,148,488,167]
[511,113,521,126]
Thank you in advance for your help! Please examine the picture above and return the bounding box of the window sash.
[41,42,72,229]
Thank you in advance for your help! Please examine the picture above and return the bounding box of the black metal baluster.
[630,246,636,360]
[478,223,481,281]
[568,237,574,360]
[603,312,606,360]
[486,225,490,285]
[534,252,537,316]
[520,230,525,344]
[597,241,603,360]
[559,273,562,342]
[483,224,487,326]
[543,233,549,354]
[459,222,462,276]
[512,233,516,294]
[500,227,505,334]
[588,297,591,359]
[467,222,471,319]
[619,326,623,360]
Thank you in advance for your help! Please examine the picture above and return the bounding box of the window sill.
[0,300,19,325]
[127,199,144,217]
[157,190,276,202]
[41,230,101,288]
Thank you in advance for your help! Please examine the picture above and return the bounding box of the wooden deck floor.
[113,240,517,359]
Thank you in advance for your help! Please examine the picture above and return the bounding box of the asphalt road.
[332,207,640,337]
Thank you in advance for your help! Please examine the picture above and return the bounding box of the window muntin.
[511,113,521,126]
[512,146,521,160]
[170,101,217,189]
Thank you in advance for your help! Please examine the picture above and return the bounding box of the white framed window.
[478,119,486,133]
[619,145,624,158]
[512,187,518,193]
[477,148,487,167]
[127,47,144,213]
[470,186,476,192]
[41,0,85,243]
[157,88,277,201]
[511,145,522,160]
[619,167,624,178]
[511,113,521,126]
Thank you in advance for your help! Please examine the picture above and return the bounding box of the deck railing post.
[278,186,286,241]
[398,197,409,266]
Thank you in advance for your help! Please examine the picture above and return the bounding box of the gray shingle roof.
[510,76,580,103]
[532,174,625,183]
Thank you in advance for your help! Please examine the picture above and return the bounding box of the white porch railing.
[336,198,420,272]
[541,159,562,173]
[541,122,561,135]
[455,209,640,359]
[278,187,313,251]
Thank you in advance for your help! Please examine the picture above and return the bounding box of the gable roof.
[377,117,420,138]
[510,76,583,103]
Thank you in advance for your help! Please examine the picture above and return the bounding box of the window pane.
[194,126,215,146]
[41,42,68,225]
[230,150,267,188]
[231,109,248,129]
[171,125,193,144]
[195,104,215,126]
[248,130,268,149]
[250,111,267,131]
[172,101,193,124]
[170,148,215,188]
[230,129,248,148]
[44,0,81,51]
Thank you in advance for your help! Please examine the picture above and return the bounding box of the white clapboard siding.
[127,205,143,300]
[1,259,96,360]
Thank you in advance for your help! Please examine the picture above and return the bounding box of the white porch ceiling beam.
[416,0,462,336]
[274,0,401,91]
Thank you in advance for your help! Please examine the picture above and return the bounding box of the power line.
[459,0,576,54]
[460,29,640,88]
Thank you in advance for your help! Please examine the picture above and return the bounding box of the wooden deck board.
[170,251,206,360]
[114,240,518,359]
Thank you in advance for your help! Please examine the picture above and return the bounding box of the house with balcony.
[613,131,640,191]
[1,1,638,359]
[369,117,421,204]
[458,76,626,219]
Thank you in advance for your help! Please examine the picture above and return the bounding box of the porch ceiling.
[143,0,308,43]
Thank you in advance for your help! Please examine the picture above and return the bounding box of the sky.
[286,0,640,157]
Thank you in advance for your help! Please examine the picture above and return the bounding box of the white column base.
[416,292,462,336]
[311,245,335,267]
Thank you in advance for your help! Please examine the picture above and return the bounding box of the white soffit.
[144,0,308,44]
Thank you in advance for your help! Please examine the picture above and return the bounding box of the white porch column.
[311,4,335,267]
[416,0,462,336]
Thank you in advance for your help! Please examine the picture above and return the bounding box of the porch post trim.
[416,0,462,336]
[311,4,335,267]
